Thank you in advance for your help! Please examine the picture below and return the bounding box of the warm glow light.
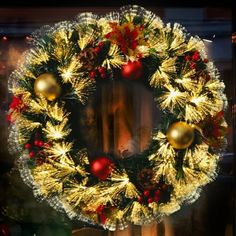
[203,39,212,43]
[232,33,236,43]
[61,70,72,81]
[2,36,7,41]
[25,36,32,41]
[37,80,47,90]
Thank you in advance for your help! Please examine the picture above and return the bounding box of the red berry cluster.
[93,41,105,54]
[89,42,109,80]
[24,138,45,159]
[89,66,107,80]
[184,51,209,70]
[137,188,162,204]
[7,95,26,123]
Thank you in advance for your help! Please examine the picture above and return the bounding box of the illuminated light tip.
[203,39,212,43]
[169,90,178,98]
[2,36,8,41]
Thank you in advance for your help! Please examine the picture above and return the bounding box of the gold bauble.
[34,73,61,101]
[166,121,194,149]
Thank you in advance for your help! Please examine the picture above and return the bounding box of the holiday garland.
[8,6,228,231]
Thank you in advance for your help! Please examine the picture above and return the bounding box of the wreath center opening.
[77,80,159,159]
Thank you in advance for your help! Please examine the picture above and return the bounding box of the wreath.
[8,5,228,231]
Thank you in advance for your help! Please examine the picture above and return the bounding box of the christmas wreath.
[8,5,228,230]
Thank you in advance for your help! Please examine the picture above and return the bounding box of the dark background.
[0,1,235,235]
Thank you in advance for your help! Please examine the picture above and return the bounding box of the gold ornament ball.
[166,121,195,149]
[34,73,61,101]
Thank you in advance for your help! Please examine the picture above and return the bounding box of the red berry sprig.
[29,151,35,158]
[89,66,108,80]
[98,66,107,79]
[89,70,96,79]
[24,136,46,161]
[24,143,31,149]
[93,41,105,55]
[137,187,163,205]
[191,51,200,61]
[184,50,209,72]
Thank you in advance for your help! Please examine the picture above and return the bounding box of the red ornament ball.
[90,156,113,180]
[121,60,143,80]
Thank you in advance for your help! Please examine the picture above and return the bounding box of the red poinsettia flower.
[105,22,145,55]
[95,205,108,224]
[7,95,26,123]
[200,111,228,148]
[99,213,107,225]
[9,96,24,111]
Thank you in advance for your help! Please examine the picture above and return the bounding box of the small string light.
[203,34,215,43]
[2,36,8,41]
[232,32,236,43]
[25,36,32,41]
[203,39,212,43]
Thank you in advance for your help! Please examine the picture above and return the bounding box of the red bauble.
[90,156,113,180]
[121,60,143,80]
